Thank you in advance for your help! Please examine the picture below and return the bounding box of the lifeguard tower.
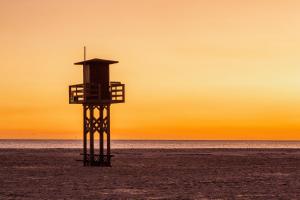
[69,52,125,167]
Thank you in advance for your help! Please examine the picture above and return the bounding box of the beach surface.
[0,148,299,199]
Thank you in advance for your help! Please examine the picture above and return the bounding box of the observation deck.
[69,81,125,104]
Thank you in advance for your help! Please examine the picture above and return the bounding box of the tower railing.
[69,82,125,104]
[110,82,125,103]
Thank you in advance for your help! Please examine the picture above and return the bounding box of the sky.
[0,0,300,140]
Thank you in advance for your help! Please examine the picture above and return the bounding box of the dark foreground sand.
[0,149,299,199]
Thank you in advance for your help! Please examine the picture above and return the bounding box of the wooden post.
[90,105,94,165]
[83,105,87,166]
[107,105,111,165]
[99,105,104,163]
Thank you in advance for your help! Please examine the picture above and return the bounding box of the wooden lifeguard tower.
[69,51,125,167]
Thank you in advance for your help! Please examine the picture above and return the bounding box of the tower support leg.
[99,105,104,163]
[83,104,111,167]
[83,105,88,166]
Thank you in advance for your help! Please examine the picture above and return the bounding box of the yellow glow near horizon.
[1,0,300,139]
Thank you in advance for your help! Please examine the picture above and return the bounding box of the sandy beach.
[0,148,299,199]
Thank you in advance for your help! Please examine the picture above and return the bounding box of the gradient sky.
[1,0,300,139]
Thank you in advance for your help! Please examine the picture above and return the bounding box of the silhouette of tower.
[69,53,125,167]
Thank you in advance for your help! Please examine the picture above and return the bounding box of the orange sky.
[1,0,300,140]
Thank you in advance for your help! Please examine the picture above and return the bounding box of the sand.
[0,148,299,199]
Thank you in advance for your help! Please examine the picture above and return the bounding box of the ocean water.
[0,140,299,149]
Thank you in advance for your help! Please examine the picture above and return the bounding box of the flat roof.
[74,58,118,65]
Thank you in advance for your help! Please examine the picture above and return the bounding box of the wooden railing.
[69,83,85,104]
[110,82,125,103]
[69,82,125,104]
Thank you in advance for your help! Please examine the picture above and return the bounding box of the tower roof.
[74,58,118,65]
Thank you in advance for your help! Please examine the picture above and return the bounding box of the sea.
[0,140,299,149]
